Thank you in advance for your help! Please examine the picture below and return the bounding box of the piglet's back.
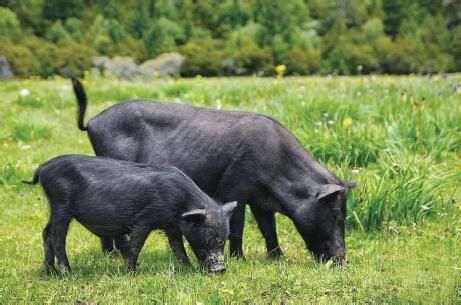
[37,154,184,204]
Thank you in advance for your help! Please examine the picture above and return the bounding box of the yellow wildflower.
[343,117,353,128]
[275,64,286,78]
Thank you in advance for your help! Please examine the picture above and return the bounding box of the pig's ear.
[344,180,357,189]
[181,209,207,224]
[222,201,238,218]
[316,184,346,202]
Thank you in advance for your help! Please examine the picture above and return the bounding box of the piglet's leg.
[51,217,72,273]
[125,226,150,272]
[165,229,191,266]
[42,221,55,273]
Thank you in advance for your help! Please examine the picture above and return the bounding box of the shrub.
[0,38,39,77]
[374,37,416,74]
[232,41,273,75]
[55,39,96,76]
[21,36,60,77]
[179,40,225,76]
[45,20,70,43]
[0,7,21,40]
[284,48,321,75]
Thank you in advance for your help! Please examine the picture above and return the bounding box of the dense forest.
[1,0,461,77]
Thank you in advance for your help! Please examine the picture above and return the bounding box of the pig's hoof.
[44,264,56,274]
[59,266,71,274]
[209,266,226,273]
[267,248,284,259]
[107,250,121,258]
[230,250,245,259]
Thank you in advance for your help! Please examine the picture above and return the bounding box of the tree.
[0,7,21,40]
[45,20,69,43]
[382,0,407,38]
[42,0,83,21]
[452,26,461,70]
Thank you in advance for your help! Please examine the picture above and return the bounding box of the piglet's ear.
[181,209,207,224]
[316,184,346,202]
[222,201,238,218]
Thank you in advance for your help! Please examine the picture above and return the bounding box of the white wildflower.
[314,121,322,127]
[327,120,335,125]
[323,112,329,118]
[20,89,30,97]
[351,169,359,175]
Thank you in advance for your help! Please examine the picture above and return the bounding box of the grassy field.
[0,75,460,303]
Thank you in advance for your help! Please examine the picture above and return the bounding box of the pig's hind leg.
[114,235,131,261]
[100,237,116,255]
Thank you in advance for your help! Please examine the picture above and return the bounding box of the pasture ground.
[0,75,460,303]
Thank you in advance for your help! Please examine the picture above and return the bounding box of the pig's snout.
[206,253,225,273]
[333,248,347,265]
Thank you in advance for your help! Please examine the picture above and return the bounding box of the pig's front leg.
[125,226,150,272]
[250,205,283,258]
[165,228,191,265]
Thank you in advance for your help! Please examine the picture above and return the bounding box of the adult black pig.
[72,78,355,263]
[23,154,237,273]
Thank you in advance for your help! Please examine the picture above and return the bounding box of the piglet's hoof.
[58,264,71,274]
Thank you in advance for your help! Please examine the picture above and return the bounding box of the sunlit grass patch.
[15,96,44,108]
[162,82,192,97]
[11,121,53,142]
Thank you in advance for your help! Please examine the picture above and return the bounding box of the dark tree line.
[1,0,460,77]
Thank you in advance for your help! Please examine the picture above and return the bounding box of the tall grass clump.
[346,152,456,231]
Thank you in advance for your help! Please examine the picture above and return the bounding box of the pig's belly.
[76,219,130,237]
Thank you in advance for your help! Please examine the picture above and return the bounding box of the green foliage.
[179,40,225,76]
[233,40,273,75]
[54,39,96,76]
[0,7,21,39]
[452,26,461,70]
[0,38,39,76]
[284,48,321,75]
[1,0,461,77]
[45,20,70,43]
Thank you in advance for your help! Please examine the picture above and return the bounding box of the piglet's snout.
[206,253,225,273]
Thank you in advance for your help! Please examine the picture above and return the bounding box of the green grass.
[0,75,460,303]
